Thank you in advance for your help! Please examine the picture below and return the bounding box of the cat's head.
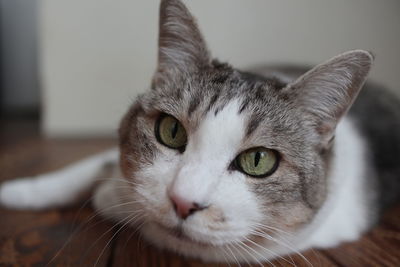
[118,0,373,261]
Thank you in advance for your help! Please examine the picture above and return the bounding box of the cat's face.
[117,0,372,260]
[119,65,322,250]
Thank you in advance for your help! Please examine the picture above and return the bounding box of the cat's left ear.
[285,50,373,145]
[156,0,211,73]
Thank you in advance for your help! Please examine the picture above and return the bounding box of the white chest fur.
[297,117,375,249]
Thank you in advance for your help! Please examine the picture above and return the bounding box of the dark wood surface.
[0,119,399,267]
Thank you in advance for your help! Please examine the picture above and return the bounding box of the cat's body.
[1,0,399,264]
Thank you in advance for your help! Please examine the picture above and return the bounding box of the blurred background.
[1,0,399,137]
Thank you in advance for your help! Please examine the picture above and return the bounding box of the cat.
[1,0,399,264]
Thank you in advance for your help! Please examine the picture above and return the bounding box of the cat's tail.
[0,148,119,210]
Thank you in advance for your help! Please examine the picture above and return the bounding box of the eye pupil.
[171,121,178,139]
[235,147,279,178]
[254,151,261,167]
[155,114,187,150]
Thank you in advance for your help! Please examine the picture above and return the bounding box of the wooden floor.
[0,118,399,267]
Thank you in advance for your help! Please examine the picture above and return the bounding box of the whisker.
[225,243,242,267]
[135,222,147,257]
[229,243,251,267]
[81,212,143,264]
[249,227,296,266]
[72,200,144,237]
[121,219,147,253]
[93,213,144,267]
[219,246,233,267]
[46,196,94,266]
[46,177,143,265]
[242,240,276,267]
[250,222,294,237]
[250,230,313,267]
[243,234,294,266]
[234,241,266,267]
[249,221,304,266]
[96,177,141,187]
[47,195,138,265]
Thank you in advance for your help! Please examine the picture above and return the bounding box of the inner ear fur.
[284,50,374,143]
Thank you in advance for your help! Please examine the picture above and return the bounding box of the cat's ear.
[285,50,373,145]
[157,0,210,73]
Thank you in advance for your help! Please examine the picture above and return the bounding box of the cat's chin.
[147,221,225,247]
[139,221,287,263]
[140,221,244,262]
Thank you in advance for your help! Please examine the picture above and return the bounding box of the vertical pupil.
[254,151,261,167]
[171,121,179,139]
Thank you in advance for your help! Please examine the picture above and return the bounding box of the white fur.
[135,101,263,247]
[0,148,118,209]
[170,100,248,206]
[297,117,373,248]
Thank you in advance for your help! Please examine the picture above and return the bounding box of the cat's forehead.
[149,65,288,122]
[143,67,311,153]
[184,99,247,161]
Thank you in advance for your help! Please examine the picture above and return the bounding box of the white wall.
[40,0,400,137]
[1,0,39,112]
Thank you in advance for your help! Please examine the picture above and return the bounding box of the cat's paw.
[0,178,41,209]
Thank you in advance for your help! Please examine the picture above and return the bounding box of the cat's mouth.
[153,221,271,251]
[154,222,213,247]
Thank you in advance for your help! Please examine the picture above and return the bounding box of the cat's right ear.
[284,50,373,146]
[156,0,211,76]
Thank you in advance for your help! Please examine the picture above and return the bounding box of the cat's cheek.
[119,149,140,179]
[209,176,264,233]
[132,156,182,225]
[264,202,315,233]
[135,183,176,225]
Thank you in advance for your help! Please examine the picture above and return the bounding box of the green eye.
[155,114,187,150]
[235,147,279,178]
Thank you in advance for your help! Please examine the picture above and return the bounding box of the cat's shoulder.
[349,83,400,208]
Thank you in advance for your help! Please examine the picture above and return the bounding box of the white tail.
[0,148,119,210]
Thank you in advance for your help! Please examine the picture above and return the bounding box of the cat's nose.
[169,194,205,220]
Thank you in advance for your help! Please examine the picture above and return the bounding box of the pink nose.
[169,194,205,220]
